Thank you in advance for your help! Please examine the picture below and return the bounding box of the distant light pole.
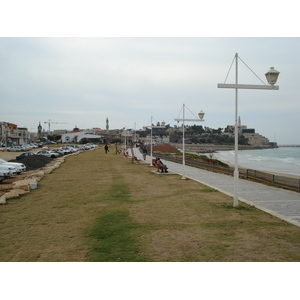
[144,116,166,166]
[121,128,131,154]
[218,53,280,206]
[174,104,205,179]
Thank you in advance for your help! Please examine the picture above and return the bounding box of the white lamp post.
[121,128,131,153]
[144,116,166,166]
[174,104,205,179]
[218,53,280,206]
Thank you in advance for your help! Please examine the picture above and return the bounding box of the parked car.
[0,169,11,182]
[59,147,73,154]
[66,145,80,152]
[81,144,91,150]
[20,145,30,151]
[7,146,22,152]
[72,145,83,151]
[86,143,98,148]
[0,158,26,174]
[29,143,38,149]
[35,150,59,158]
[16,152,35,160]
[43,141,56,145]
[0,165,17,176]
[51,148,65,155]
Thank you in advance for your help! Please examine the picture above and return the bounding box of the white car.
[0,165,17,176]
[52,148,65,155]
[0,169,11,182]
[35,150,59,158]
[0,158,26,174]
[86,143,98,148]
[66,145,80,152]
[72,145,83,151]
[59,147,73,154]
[7,146,22,152]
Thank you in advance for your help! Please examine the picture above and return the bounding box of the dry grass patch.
[1,149,300,262]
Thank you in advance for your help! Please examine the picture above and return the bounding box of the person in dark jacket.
[142,146,148,160]
[104,144,109,154]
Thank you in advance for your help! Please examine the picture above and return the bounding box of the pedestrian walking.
[142,146,148,160]
[104,144,109,154]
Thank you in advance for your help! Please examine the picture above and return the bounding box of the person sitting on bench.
[155,157,168,173]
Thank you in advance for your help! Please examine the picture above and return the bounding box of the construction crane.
[44,119,68,133]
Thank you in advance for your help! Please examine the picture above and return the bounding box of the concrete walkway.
[131,148,300,228]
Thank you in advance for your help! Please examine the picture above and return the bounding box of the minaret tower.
[106,117,109,134]
[38,122,42,139]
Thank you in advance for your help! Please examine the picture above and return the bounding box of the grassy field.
[1,148,300,262]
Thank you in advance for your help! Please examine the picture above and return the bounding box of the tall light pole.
[144,116,166,166]
[121,128,131,154]
[218,53,280,206]
[174,104,205,179]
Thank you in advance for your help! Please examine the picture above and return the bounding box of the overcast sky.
[1,3,299,145]
[1,0,298,295]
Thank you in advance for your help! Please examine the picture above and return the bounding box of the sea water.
[213,147,300,177]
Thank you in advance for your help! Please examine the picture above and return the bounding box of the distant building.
[225,116,247,134]
[61,130,103,143]
[53,129,68,135]
[242,129,255,134]
[0,122,30,146]
[226,117,272,147]
[242,132,270,147]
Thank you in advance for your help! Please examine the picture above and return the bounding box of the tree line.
[137,124,249,145]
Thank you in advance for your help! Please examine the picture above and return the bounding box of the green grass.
[86,165,149,261]
[88,210,150,262]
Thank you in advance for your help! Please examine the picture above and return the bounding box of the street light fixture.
[218,53,280,206]
[174,104,205,179]
[265,67,280,86]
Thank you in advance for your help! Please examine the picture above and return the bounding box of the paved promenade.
[132,148,300,228]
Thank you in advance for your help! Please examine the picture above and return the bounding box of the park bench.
[152,158,168,173]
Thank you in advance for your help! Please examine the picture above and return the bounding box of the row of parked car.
[6,143,40,152]
[0,158,27,183]
[15,143,99,159]
[0,143,98,183]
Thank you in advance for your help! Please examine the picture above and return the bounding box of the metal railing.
[155,153,300,193]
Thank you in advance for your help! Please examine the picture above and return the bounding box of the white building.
[61,131,103,143]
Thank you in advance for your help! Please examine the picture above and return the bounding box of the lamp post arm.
[217,83,279,90]
[174,119,205,122]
